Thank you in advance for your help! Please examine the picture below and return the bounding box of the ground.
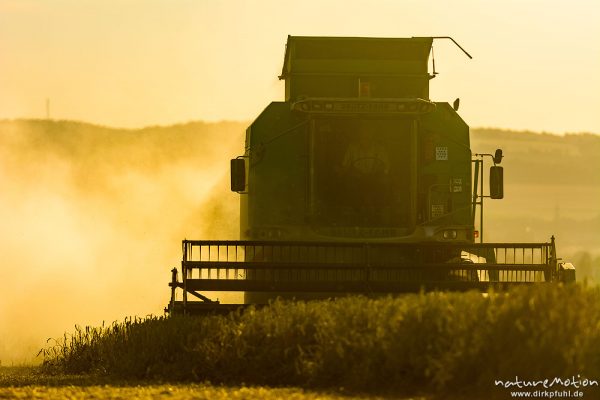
[0,367,426,400]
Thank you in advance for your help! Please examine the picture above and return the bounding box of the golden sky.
[1,0,599,133]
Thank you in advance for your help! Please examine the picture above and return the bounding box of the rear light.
[474,230,479,239]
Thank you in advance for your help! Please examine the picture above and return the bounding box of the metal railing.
[168,238,561,313]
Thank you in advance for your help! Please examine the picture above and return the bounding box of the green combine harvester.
[167,36,575,314]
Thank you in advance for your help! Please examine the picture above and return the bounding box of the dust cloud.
[0,119,245,364]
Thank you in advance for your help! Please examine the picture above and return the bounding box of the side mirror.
[493,148,503,165]
[230,158,246,192]
[453,98,460,111]
[490,166,504,199]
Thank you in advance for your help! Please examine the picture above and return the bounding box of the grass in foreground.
[40,285,600,397]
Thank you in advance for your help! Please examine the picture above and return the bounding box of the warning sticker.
[431,204,445,218]
[436,146,448,160]
[453,178,463,192]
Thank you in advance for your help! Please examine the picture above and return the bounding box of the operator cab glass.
[311,118,413,233]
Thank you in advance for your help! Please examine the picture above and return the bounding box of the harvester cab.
[166,36,575,315]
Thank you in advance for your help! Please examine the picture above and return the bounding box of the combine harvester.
[167,36,575,314]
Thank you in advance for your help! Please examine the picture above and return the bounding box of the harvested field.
[1,367,388,400]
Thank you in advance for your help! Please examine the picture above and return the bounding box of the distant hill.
[0,118,246,167]
[2,119,597,203]
[471,128,600,280]
[471,128,600,186]
[4,119,597,184]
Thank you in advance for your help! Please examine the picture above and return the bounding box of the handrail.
[169,239,562,314]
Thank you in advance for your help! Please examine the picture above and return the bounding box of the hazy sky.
[1,0,599,133]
